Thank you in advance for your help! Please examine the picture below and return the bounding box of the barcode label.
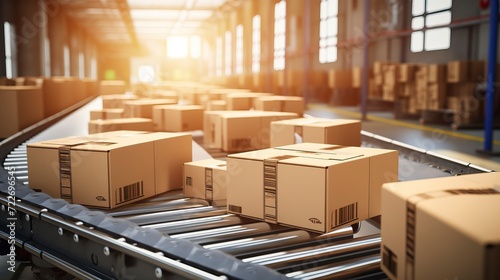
[59,146,72,202]
[116,181,144,204]
[334,202,358,227]
[382,245,398,277]
[186,176,192,186]
[228,205,242,213]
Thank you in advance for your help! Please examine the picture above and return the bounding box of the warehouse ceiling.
[63,0,241,51]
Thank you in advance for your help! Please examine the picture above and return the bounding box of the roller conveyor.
[0,98,492,279]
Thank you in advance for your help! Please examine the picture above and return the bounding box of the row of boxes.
[27,131,192,209]
[0,77,99,138]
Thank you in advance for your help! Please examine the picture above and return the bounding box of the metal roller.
[122,205,227,226]
[143,214,252,235]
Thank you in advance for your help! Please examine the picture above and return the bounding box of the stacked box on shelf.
[426,64,447,110]
[396,64,418,115]
[447,60,485,126]
[381,64,398,101]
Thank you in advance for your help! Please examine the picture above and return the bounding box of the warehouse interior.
[0,0,499,279]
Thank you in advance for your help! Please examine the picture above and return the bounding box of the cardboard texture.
[101,94,138,108]
[203,111,298,152]
[381,172,500,280]
[123,99,177,118]
[183,159,228,201]
[42,78,75,117]
[328,69,352,89]
[253,96,304,116]
[227,143,398,233]
[205,100,227,111]
[270,118,361,147]
[152,104,204,132]
[352,67,362,88]
[90,108,124,120]
[88,118,154,134]
[27,131,192,208]
[447,61,469,83]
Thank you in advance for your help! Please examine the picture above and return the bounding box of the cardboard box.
[352,67,362,88]
[225,92,273,110]
[254,96,304,115]
[90,108,124,120]
[381,172,500,280]
[447,61,469,83]
[383,65,398,86]
[101,94,139,109]
[99,80,127,95]
[27,131,192,208]
[42,78,75,117]
[88,118,154,134]
[152,105,204,132]
[183,159,228,201]
[0,86,44,138]
[227,143,398,233]
[398,64,416,83]
[427,64,446,83]
[205,100,227,111]
[203,111,298,152]
[123,99,177,118]
[150,90,179,102]
[270,118,361,147]
[328,70,352,89]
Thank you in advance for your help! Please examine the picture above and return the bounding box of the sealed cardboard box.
[427,64,446,83]
[99,80,128,95]
[42,78,75,117]
[0,86,44,138]
[183,159,228,201]
[90,108,124,120]
[352,67,362,88]
[225,92,272,110]
[123,99,177,118]
[270,118,361,147]
[381,172,500,280]
[153,105,204,132]
[227,143,398,233]
[447,61,469,83]
[27,131,192,208]
[88,118,154,134]
[101,94,138,109]
[398,64,416,83]
[253,96,304,116]
[205,100,227,111]
[203,111,298,152]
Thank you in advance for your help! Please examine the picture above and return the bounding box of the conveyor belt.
[0,97,492,279]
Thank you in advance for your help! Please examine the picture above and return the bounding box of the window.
[167,36,188,58]
[252,15,261,73]
[138,65,155,83]
[319,0,338,63]
[274,0,286,71]
[216,36,222,77]
[3,22,13,78]
[225,30,232,76]
[411,0,452,52]
[190,36,201,58]
[235,24,243,74]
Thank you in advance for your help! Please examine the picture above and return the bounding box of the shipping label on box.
[270,118,361,147]
[381,172,500,280]
[183,159,228,201]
